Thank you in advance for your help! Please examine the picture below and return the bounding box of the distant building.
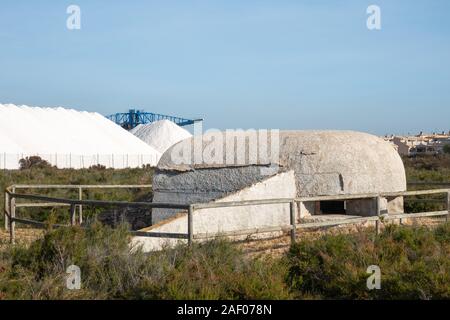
[386,131,450,156]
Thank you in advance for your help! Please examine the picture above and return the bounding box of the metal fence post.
[290,201,296,243]
[78,187,83,224]
[188,205,194,246]
[10,187,16,244]
[375,196,381,235]
[70,204,76,226]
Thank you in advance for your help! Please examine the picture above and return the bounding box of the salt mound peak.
[132,120,192,154]
[129,124,143,135]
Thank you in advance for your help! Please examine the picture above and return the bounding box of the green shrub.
[443,144,450,155]
[286,223,450,299]
[1,223,449,300]
[1,223,140,299]
[0,223,290,300]
[88,164,107,170]
[0,167,153,226]
[19,156,53,170]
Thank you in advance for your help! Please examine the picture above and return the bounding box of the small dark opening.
[320,201,346,214]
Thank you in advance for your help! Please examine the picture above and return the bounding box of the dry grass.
[0,228,44,251]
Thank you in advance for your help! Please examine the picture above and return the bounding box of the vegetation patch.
[0,223,289,300]
[0,222,448,300]
[286,223,450,299]
[0,166,153,225]
[0,155,449,300]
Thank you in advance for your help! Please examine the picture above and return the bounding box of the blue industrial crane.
[106,109,202,130]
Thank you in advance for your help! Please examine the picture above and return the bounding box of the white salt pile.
[0,103,162,169]
[129,124,143,135]
[131,120,192,154]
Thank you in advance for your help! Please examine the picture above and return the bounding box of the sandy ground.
[0,227,44,250]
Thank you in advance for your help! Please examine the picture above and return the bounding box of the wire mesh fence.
[0,153,159,169]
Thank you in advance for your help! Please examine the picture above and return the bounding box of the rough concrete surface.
[132,171,296,252]
[153,130,406,219]
[137,130,408,251]
[152,166,277,223]
[157,130,406,197]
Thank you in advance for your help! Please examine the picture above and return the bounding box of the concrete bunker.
[133,130,407,251]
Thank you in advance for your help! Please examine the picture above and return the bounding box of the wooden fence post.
[188,205,194,246]
[290,201,296,244]
[70,204,76,226]
[10,187,16,244]
[4,190,9,231]
[375,196,381,235]
[78,187,83,224]
[447,191,450,223]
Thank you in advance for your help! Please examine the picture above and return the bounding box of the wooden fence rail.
[408,182,450,186]
[3,184,450,246]
[5,184,152,228]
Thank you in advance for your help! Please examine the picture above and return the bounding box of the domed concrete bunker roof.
[156,130,406,197]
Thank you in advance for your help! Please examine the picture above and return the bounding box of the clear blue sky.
[1,0,449,135]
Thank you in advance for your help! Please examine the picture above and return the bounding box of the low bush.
[88,164,107,170]
[0,167,153,226]
[403,154,450,172]
[19,156,53,170]
[0,223,290,299]
[1,222,449,300]
[286,223,450,299]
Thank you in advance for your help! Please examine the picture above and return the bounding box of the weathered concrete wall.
[344,196,404,217]
[152,166,278,224]
[387,196,404,214]
[278,131,406,197]
[149,130,407,230]
[157,130,407,198]
[132,171,297,252]
[298,201,315,218]
[297,196,405,218]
